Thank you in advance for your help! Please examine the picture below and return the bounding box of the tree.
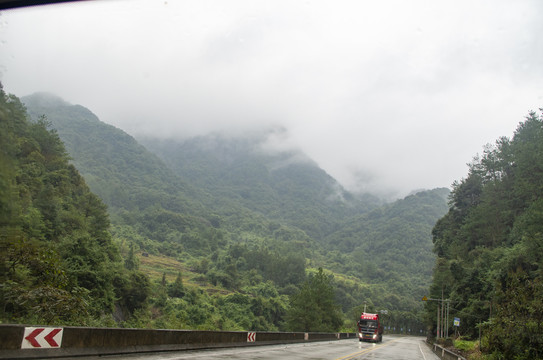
[0,88,147,325]
[429,108,543,347]
[124,243,138,270]
[486,270,543,359]
[285,268,343,332]
[168,271,185,298]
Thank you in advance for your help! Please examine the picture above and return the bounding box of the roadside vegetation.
[2,88,448,334]
[428,108,543,359]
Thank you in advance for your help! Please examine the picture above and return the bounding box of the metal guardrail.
[426,340,467,360]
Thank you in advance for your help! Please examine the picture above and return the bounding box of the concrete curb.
[0,324,356,359]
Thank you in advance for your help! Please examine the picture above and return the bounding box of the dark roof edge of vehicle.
[0,0,84,10]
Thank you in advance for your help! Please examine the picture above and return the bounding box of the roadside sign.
[21,327,63,349]
[247,332,256,342]
[422,296,428,301]
[454,317,460,327]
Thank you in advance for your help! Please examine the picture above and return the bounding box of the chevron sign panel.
[21,327,64,349]
[247,332,256,342]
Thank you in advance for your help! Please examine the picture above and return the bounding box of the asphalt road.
[81,335,440,360]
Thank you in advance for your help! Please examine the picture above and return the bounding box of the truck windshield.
[360,320,377,328]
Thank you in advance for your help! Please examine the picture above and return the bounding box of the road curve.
[79,335,439,360]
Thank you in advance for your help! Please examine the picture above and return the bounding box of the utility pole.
[441,287,445,339]
[436,302,440,338]
[446,301,450,338]
[422,296,450,339]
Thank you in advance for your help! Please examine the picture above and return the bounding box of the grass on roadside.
[454,338,477,352]
[453,338,494,360]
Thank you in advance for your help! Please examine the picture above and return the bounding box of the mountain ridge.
[137,132,382,240]
[21,91,449,330]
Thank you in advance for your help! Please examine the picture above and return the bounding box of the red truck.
[357,312,383,342]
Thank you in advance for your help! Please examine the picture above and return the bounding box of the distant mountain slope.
[21,93,314,252]
[1,89,134,324]
[329,188,449,272]
[22,93,200,215]
[138,133,381,240]
[325,188,450,309]
[21,92,449,321]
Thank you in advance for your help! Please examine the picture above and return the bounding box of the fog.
[1,0,542,198]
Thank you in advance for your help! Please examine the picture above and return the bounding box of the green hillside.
[325,188,449,311]
[16,92,449,333]
[138,133,381,241]
[428,109,543,359]
[22,93,204,215]
[139,132,449,315]
[0,88,150,326]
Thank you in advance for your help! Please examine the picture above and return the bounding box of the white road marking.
[419,342,427,360]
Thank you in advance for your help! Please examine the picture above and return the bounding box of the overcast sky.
[1,0,542,198]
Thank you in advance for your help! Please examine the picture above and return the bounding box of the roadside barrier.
[0,324,355,359]
[426,340,467,360]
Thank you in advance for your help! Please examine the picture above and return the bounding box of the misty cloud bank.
[1,0,542,198]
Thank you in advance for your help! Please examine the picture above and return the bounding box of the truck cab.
[357,312,383,342]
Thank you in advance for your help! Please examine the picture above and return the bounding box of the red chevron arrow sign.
[247,332,256,342]
[21,327,63,349]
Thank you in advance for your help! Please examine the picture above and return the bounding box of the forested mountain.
[428,109,543,359]
[139,132,449,315]
[325,188,450,311]
[13,92,449,333]
[22,93,205,216]
[22,93,319,258]
[0,88,150,325]
[138,132,381,241]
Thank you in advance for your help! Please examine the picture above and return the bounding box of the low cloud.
[1,0,542,198]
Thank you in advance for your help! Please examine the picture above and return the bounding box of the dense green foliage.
[0,88,147,325]
[286,268,343,332]
[326,189,449,310]
[138,132,381,241]
[139,129,449,328]
[428,109,543,359]
[13,92,450,333]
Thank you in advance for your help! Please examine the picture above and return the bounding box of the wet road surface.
[80,335,439,360]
